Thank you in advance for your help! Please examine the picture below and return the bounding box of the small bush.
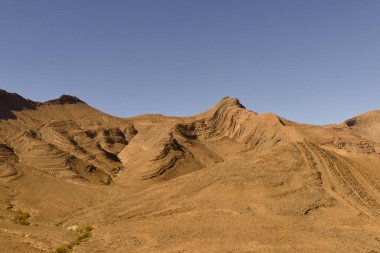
[78,225,92,239]
[50,225,93,253]
[54,245,70,253]
[14,210,30,225]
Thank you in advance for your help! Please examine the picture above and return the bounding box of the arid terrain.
[1,88,380,253]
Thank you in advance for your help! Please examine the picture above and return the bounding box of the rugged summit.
[1,90,380,253]
[0,89,37,119]
[44,95,85,105]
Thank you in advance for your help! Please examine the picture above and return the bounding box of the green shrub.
[14,210,30,225]
[50,225,93,253]
[54,245,70,253]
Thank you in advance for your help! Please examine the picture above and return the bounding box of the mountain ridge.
[3,88,379,127]
[1,88,380,252]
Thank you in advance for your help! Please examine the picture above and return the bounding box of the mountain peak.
[0,89,37,119]
[194,96,247,119]
[44,95,85,105]
[217,96,245,109]
[0,89,36,104]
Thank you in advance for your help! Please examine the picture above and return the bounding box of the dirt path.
[296,141,380,216]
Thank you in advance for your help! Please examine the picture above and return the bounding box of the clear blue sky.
[1,0,379,124]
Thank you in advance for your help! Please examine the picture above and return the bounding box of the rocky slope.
[1,89,380,253]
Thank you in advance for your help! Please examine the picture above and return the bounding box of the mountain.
[0,90,136,184]
[1,89,380,253]
[0,89,37,120]
[336,110,380,147]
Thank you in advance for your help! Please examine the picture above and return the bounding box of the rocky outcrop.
[43,95,85,105]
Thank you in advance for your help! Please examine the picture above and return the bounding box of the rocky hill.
[1,89,380,253]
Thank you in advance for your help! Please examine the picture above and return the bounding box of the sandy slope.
[0,89,380,252]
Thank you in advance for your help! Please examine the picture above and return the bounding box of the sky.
[1,0,380,125]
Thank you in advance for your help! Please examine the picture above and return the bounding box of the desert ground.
[1,88,380,252]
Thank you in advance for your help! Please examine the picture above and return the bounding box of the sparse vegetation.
[14,210,30,225]
[50,225,93,253]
